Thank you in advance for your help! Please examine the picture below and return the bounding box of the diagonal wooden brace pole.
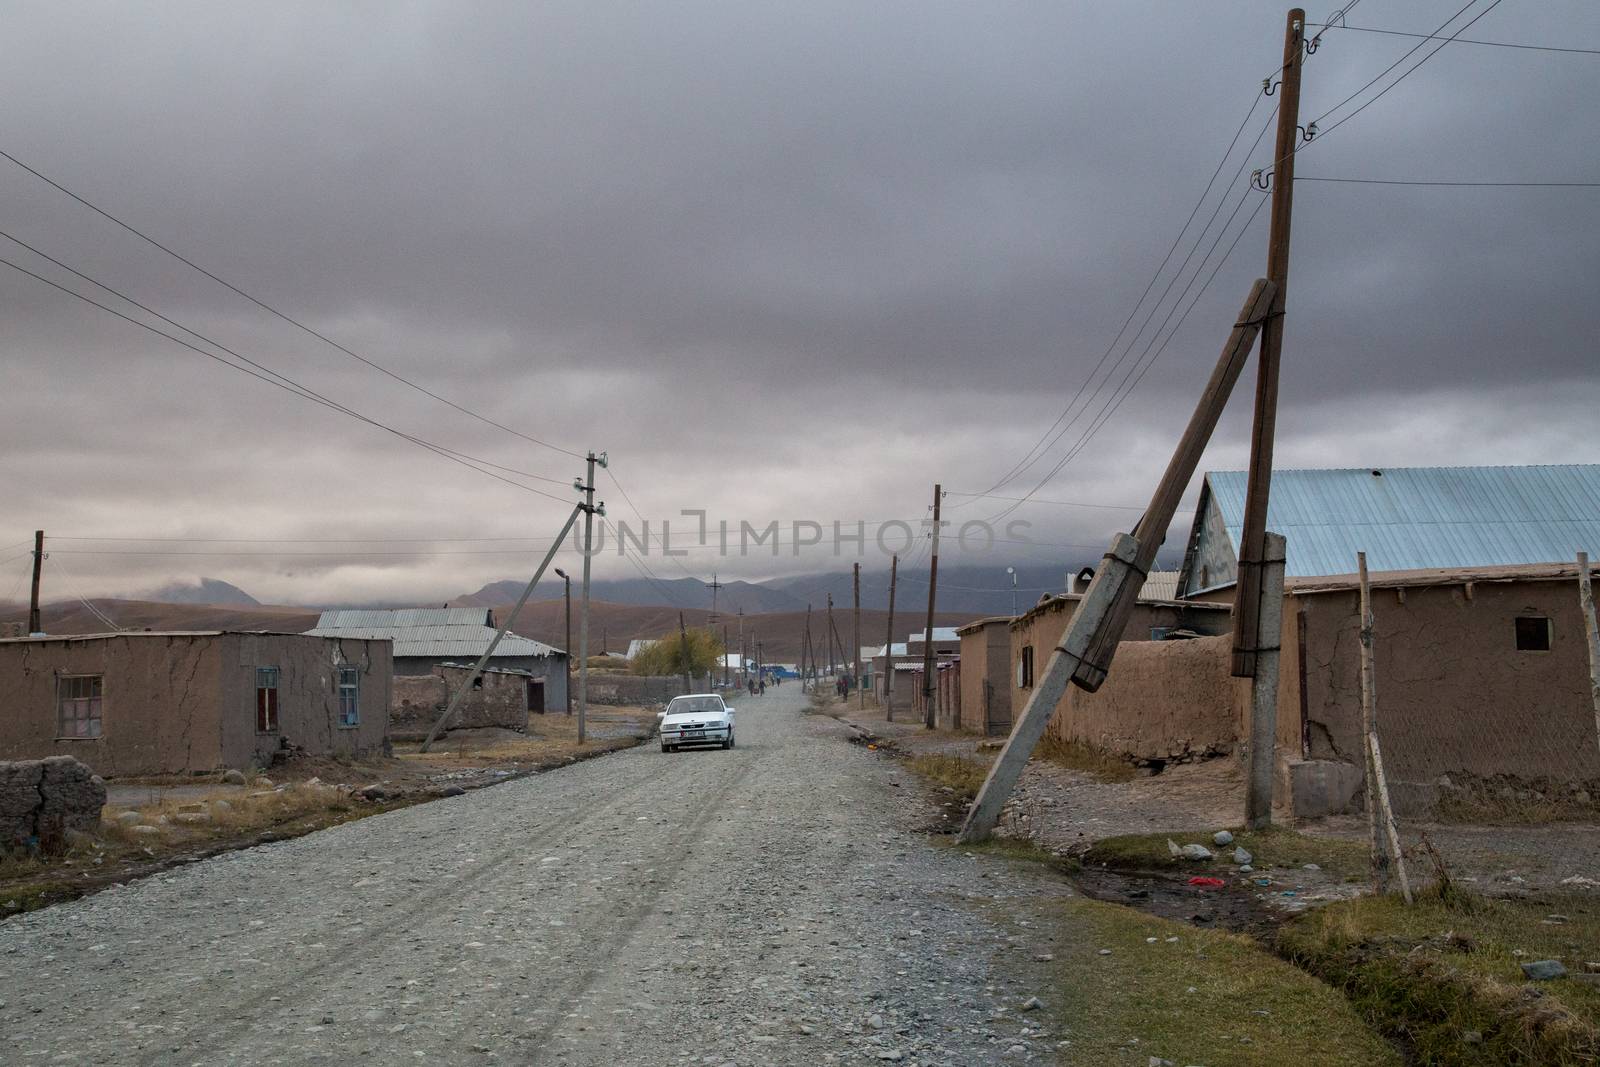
[419,502,584,752]
[958,279,1275,842]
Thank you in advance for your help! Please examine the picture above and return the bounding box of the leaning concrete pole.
[958,279,1276,843]
[1243,531,1286,828]
[420,503,583,752]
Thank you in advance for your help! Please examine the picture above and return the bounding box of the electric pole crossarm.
[420,502,583,752]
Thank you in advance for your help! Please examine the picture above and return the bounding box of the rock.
[1521,959,1567,981]
[115,811,143,825]
[254,777,274,789]
[1021,996,1043,1011]
[1032,952,1054,962]
[359,785,388,801]
[1544,914,1570,925]
[128,824,162,837]
[440,786,467,797]
[1239,865,1254,873]
[1098,949,1112,956]
[1180,843,1214,861]
[876,1052,903,1062]
[1233,847,1253,866]
[1571,974,1600,988]
[1573,791,1593,805]
[173,812,209,825]
[1166,839,1182,857]
[1149,1058,1176,1067]
[1302,863,1321,871]
[1213,830,1234,846]
[221,769,247,785]
[1436,774,1455,790]
[210,799,233,815]
[1462,1030,1483,1044]
[867,1013,884,1029]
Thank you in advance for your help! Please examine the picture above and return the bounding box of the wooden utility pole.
[958,279,1277,842]
[801,605,812,691]
[678,611,693,694]
[922,484,942,728]
[1578,553,1600,760]
[556,568,572,715]
[736,608,745,689]
[27,530,44,635]
[825,594,836,678]
[852,562,863,708]
[1233,7,1305,679]
[883,554,898,720]
[722,623,731,687]
[1358,552,1413,903]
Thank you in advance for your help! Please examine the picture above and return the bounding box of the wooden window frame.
[56,674,103,739]
[336,666,361,727]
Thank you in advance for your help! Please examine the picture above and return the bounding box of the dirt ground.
[833,698,1600,913]
[4,707,658,919]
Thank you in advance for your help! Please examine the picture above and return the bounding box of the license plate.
[683,730,706,739]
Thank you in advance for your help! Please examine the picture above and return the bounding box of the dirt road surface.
[0,686,1069,1065]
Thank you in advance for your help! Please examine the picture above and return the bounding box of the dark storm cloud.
[1,1,1596,603]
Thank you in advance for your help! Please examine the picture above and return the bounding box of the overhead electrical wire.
[0,252,575,504]
[1298,177,1600,187]
[0,147,583,462]
[1308,23,1600,56]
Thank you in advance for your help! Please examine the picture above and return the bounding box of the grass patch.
[907,752,991,801]
[1034,894,1403,1064]
[1035,735,1136,783]
[1279,888,1600,1064]
[1081,826,1371,883]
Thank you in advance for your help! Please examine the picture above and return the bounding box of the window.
[57,675,103,738]
[255,667,280,732]
[1514,616,1551,652]
[1018,645,1035,689]
[337,666,360,726]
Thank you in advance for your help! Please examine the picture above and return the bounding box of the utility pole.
[1233,6,1305,680]
[737,608,745,689]
[884,553,898,720]
[825,594,836,678]
[756,640,764,688]
[708,571,723,623]
[555,567,572,715]
[1580,552,1600,759]
[577,450,606,744]
[802,604,813,691]
[28,530,44,635]
[922,483,942,728]
[853,562,863,709]
[722,623,731,687]
[678,611,693,695]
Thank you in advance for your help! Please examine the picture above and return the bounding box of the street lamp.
[554,568,572,716]
[1006,566,1017,617]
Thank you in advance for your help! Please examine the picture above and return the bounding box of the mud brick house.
[309,608,567,734]
[390,663,552,739]
[868,628,960,715]
[0,631,391,777]
[1175,463,1600,815]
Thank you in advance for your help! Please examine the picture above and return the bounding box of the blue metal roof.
[1206,464,1600,577]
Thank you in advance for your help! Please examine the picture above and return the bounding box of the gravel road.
[1,686,1071,1066]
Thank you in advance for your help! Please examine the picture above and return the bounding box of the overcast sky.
[1,0,1596,606]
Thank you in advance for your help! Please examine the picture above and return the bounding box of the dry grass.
[1436,779,1600,825]
[1279,888,1600,1063]
[98,780,357,845]
[392,708,655,767]
[907,752,992,801]
[1081,825,1372,883]
[1035,735,1137,783]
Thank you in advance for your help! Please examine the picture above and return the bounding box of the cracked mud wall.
[225,635,391,769]
[1290,579,1600,808]
[0,635,224,776]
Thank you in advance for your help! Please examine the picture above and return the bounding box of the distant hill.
[455,561,1094,617]
[0,598,316,636]
[145,577,260,607]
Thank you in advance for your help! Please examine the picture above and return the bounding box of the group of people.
[743,672,780,696]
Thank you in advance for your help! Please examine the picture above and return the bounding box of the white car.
[659,693,736,752]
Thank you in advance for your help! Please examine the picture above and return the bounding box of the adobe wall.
[1288,578,1600,812]
[958,622,1013,735]
[582,674,685,706]
[0,634,227,777]
[219,635,391,769]
[1043,634,1242,762]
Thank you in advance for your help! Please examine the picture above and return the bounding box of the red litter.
[1187,876,1226,888]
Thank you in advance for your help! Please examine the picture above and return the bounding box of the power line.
[1310,23,1600,56]
[942,492,1146,510]
[0,252,575,504]
[0,147,584,462]
[1299,177,1600,187]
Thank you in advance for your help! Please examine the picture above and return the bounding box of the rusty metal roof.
[1204,464,1600,578]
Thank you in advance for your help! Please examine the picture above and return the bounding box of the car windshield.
[666,696,723,715]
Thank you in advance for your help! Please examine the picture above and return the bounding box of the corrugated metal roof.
[1139,570,1181,600]
[308,608,560,660]
[1207,464,1600,578]
[316,608,493,629]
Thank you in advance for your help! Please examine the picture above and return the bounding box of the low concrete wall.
[1044,635,1242,763]
[0,756,106,849]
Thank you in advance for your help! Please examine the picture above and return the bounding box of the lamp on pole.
[554,567,572,716]
[1006,566,1017,617]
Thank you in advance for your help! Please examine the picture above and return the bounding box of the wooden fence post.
[1358,552,1412,903]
